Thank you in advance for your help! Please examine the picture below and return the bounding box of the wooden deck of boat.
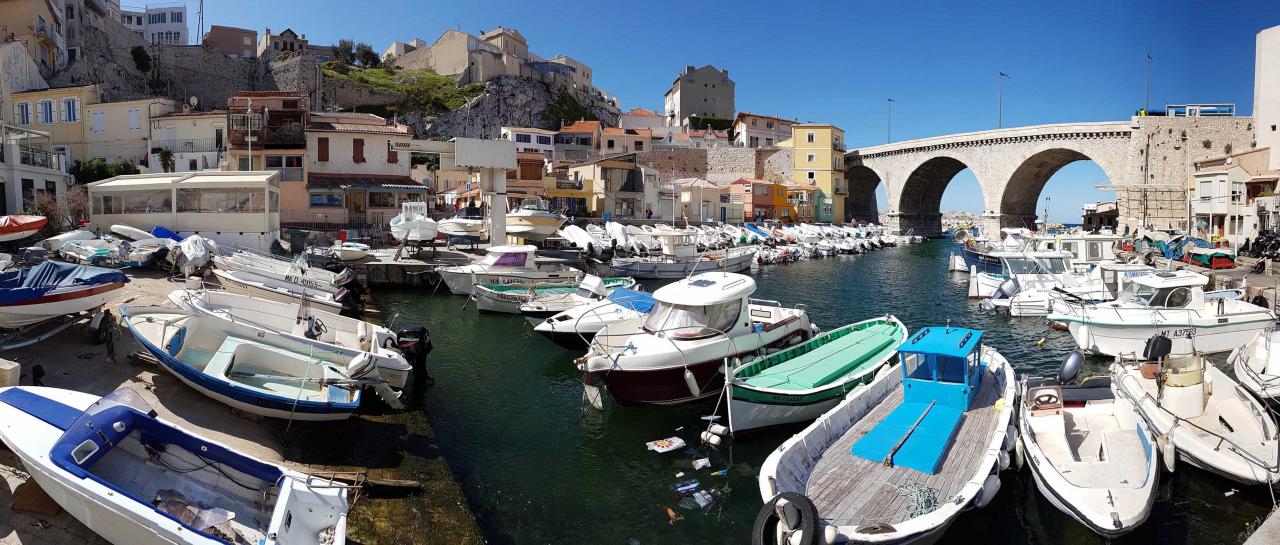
[804,373,1004,527]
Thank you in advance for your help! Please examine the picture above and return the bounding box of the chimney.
[264,27,271,36]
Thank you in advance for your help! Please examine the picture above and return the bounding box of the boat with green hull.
[727,315,906,435]
[471,276,636,314]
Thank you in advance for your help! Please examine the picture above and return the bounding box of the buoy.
[822,525,839,545]
[708,423,729,436]
[1035,337,1046,348]
[684,369,701,398]
[973,474,1002,508]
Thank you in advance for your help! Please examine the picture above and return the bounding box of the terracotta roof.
[734,112,794,126]
[560,120,602,133]
[157,109,227,118]
[516,151,546,160]
[308,121,410,135]
[730,178,771,185]
[602,127,653,137]
[307,174,426,191]
[687,129,728,139]
[624,107,658,117]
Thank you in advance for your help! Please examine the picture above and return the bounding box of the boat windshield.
[1005,257,1069,275]
[1118,283,1193,308]
[643,300,742,339]
[518,198,548,212]
[482,252,528,267]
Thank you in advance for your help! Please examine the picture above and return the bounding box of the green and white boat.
[727,315,906,435]
[471,275,636,314]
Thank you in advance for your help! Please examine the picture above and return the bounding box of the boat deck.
[804,372,1003,526]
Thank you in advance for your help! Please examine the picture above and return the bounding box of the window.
[749,136,759,147]
[642,300,742,339]
[65,5,74,19]
[238,157,251,170]
[316,137,329,161]
[282,100,299,110]
[38,101,54,124]
[515,133,531,143]
[368,192,396,208]
[766,121,774,129]
[91,110,104,133]
[536,135,551,145]
[128,108,140,131]
[61,98,79,123]
[242,36,251,45]
[188,159,197,170]
[807,171,815,181]
[265,155,284,168]
[607,139,615,149]
[635,141,643,151]
[751,119,757,127]
[170,11,182,23]
[387,146,398,164]
[15,102,31,125]
[242,49,252,58]
[177,188,265,212]
[807,154,815,163]
[765,138,773,147]
[353,138,365,163]
[309,191,343,207]
[806,132,815,143]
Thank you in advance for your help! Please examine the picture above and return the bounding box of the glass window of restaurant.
[177,187,265,212]
[93,190,171,214]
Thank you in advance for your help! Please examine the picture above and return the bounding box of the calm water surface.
[378,240,1273,545]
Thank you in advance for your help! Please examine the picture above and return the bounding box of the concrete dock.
[0,270,483,545]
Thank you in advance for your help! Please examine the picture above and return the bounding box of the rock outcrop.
[410,75,618,139]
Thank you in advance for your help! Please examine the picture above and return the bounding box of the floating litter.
[692,458,710,470]
[693,490,714,508]
[646,437,686,453]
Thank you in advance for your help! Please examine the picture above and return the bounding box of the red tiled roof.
[624,107,658,117]
[308,121,410,135]
[560,120,602,133]
[602,127,653,137]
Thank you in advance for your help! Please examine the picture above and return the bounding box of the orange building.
[729,178,791,221]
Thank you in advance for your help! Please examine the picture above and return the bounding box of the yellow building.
[85,97,177,165]
[788,123,846,222]
[11,84,101,165]
[2,0,66,77]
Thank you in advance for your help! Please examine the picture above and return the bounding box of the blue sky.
[200,0,1279,222]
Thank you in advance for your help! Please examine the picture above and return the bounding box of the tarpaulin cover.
[607,288,656,313]
[150,226,183,242]
[0,261,127,305]
[0,215,47,235]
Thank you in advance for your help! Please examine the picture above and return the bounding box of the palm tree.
[158,148,175,173]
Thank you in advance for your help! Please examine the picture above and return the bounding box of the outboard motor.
[1143,334,1172,362]
[20,247,48,265]
[396,325,433,368]
[1057,350,1085,385]
[334,287,364,317]
[334,268,364,296]
[993,277,1020,300]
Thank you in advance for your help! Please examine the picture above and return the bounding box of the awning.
[306,174,431,193]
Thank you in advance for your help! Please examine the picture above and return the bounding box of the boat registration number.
[1155,327,1196,339]
[286,275,325,289]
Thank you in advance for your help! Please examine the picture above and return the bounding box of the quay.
[1247,508,1280,545]
[0,271,484,545]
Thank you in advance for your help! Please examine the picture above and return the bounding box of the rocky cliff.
[407,75,619,139]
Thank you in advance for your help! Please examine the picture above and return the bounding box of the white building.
[302,112,421,226]
[663,65,735,128]
[119,7,145,38]
[733,112,792,148]
[0,123,71,214]
[119,3,188,45]
[147,108,226,173]
[1257,24,1280,171]
[499,127,555,160]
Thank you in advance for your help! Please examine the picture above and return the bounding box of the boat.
[167,235,218,277]
[168,287,424,400]
[109,224,153,241]
[576,272,813,406]
[962,227,1031,274]
[1019,351,1158,537]
[469,275,633,314]
[558,224,609,256]
[211,268,359,314]
[0,215,47,242]
[754,325,1016,545]
[979,250,1116,315]
[0,386,351,545]
[1029,231,1123,269]
[389,201,438,242]
[330,241,370,262]
[438,215,487,243]
[1112,335,1280,485]
[533,288,656,349]
[1231,330,1280,400]
[60,238,117,265]
[0,261,128,329]
[727,315,906,435]
[517,276,636,322]
[1047,270,1274,357]
[505,197,566,241]
[214,250,355,294]
[610,230,757,279]
[38,229,96,251]
[122,305,373,420]
[116,238,171,268]
[1184,246,1236,269]
[436,244,583,296]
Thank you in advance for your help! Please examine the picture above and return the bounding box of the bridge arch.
[844,165,882,223]
[1000,148,1117,229]
[893,156,990,236]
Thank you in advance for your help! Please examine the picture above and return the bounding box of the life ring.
[752,492,819,545]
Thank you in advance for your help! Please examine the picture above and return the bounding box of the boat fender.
[751,492,818,545]
[1013,436,1025,470]
[708,423,729,436]
[700,431,722,447]
[1157,434,1176,473]
[684,369,701,398]
[1002,427,1015,452]
[972,474,1001,509]
[997,449,1010,472]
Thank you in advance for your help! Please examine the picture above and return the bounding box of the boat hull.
[611,249,756,279]
[962,247,1002,275]
[439,269,582,296]
[212,269,347,313]
[0,282,123,329]
[1061,317,1271,357]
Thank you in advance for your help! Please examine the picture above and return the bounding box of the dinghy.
[0,261,128,329]
[60,237,117,265]
[755,326,1015,545]
[115,238,171,268]
[436,245,583,295]
[437,215,486,243]
[1019,351,1158,537]
[215,250,355,294]
[0,214,47,242]
[330,241,370,262]
[1112,335,1279,485]
[470,275,634,314]
[1231,330,1280,400]
[505,197,566,241]
[727,315,906,435]
[211,268,359,314]
[0,386,351,545]
[110,224,153,241]
[389,201,438,242]
[533,288,656,349]
[169,287,419,400]
[122,306,375,420]
[38,229,96,251]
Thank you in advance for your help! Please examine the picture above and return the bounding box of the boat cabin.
[994,250,1074,276]
[479,244,539,268]
[643,272,755,340]
[1114,271,1208,309]
[651,230,699,258]
[513,197,550,213]
[851,326,985,474]
[1033,233,1121,265]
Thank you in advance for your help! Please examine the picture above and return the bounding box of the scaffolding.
[1096,182,1187,231]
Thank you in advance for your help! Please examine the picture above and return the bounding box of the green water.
[377,241,1273,544]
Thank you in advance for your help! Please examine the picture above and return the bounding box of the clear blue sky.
[199,0,1278,222]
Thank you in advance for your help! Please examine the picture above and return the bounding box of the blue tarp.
[150,226,183,242]
[0,261,128,305]
[607,288,656,314]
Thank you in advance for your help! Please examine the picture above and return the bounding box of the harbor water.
[378,240,1274,544]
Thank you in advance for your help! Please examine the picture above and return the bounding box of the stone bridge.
[845,121,1134,235]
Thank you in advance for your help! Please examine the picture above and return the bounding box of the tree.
[542,90,596,129]
[332,39,355,65]
[158,148,175,173]
[131,46,152,73]
[354,42,380,68]
[68,158,141,184]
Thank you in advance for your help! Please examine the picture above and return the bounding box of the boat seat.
[743,328,899,391]
[1064,412,1107,462]
[851,400,964,475]
[204,336,253,378]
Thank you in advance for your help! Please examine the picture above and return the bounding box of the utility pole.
[1144,53,1154,114]
[997,72,1011,128]
[886,98,895,144]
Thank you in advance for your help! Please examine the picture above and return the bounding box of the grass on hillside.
[322,62,485,115]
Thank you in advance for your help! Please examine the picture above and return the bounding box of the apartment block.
[0,122,71,214]
[789,123,846,222]
[500,126,556,159]
[148,107,226,173]
[202,25,256,58]
[301,111,422,227]
[734,112,792,148]
[663,65,734,127]
[2,0,68,77]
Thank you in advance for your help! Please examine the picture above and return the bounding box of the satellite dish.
[188,96,198,107]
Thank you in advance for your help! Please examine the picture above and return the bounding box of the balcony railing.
[267,166,304,181]
[151,138,224,154]
[19,146,55,169]
[229,122,305,148]
[556,180,585,190]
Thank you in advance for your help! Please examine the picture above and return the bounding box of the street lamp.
[997,72,1012,128]
[886,98,895,144]
[1144,53,1155,114]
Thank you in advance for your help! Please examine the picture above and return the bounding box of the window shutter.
[317,137,329,161]
[58,100,65,123]
[387,141,398,164]
[353,138,364,163]
[11,104,18,124]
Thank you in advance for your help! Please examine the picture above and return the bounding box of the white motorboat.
[1112,336,1280,485]
[389,201,438,242]
[0,215,47,242]
[109,224,153,241]
[438,215,486,243]
[60,237,117,265]
[168,287,421,399]
[533,288,656,349]
[1047,270,1275,357]
[558,224,609,256]
[727,315,906,435]
[436,244,583,295]
[1231,330,1280,400]
[211,268,358,314]
[116,237,171,268]
[167,235,218,276]
[755,326,1016,545]
[505,197,566,241]
[1031,231,1124,268]
[981,251,1114,316]
[469,275,633,315]
[0,261,128,329]
[330,241,370,262]
[517,276,637,322]
[1019,352,1158,537]
[38,229,96,251]
[576,272,813,406]
[610,230,757,279]
[0,387,351,545]
[214,250,354,295]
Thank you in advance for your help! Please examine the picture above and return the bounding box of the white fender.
[1013,436,1025,470]
[973,474,1002,508]
[967,266,979,298]
[1002,425,1016,451]
[1158,433,1177,473]
[821,524,839,545]
[684,368,701,398]
[997,449,1010,472]
[708,423,729,436]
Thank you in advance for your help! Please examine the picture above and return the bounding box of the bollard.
[0,358,20,387]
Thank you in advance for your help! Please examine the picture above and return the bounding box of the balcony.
[267,166,304,181]
[19,146,56,170]
[228,122,306,149]
[1191,195,1249,217]
[151,138,224,154]
[556,179,585,190]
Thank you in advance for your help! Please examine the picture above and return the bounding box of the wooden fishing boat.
[471,275,634,314]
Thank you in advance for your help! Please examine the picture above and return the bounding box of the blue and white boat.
[960,227,1033,275]
[121,305,378,421]
[0,386,351,545]
[756,325,1016,545]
